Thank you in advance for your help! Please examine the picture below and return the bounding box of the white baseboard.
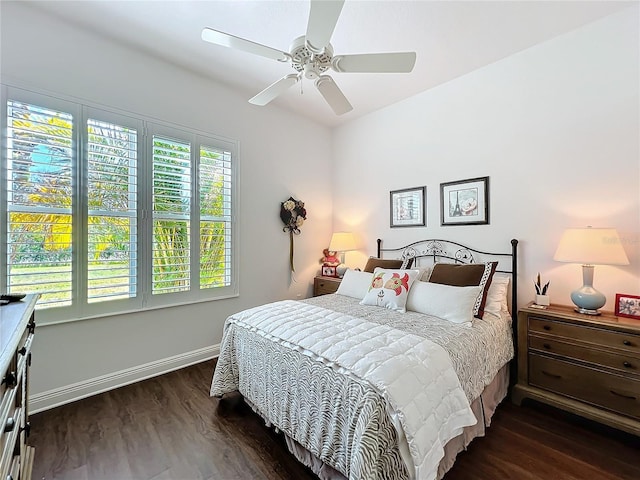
[30,344,220,414]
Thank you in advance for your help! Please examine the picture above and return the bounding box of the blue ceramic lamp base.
[571,265,605,315]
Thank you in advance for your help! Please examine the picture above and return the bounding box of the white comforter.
[211,300,477,480]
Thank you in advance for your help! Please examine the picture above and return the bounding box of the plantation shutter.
[3,86,237,323]
[199,145,232,289]
[86,118,138,303]
[5,100,74,308]
[152,135,191,294]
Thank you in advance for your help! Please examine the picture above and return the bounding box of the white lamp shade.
[329,232,356,252]
[553,227,629,265]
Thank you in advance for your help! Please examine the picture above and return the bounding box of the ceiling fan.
[201,0,416,115]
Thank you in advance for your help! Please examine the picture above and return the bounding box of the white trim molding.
[30,345,219,414]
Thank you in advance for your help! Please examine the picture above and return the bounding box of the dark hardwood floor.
[30,360,639,480]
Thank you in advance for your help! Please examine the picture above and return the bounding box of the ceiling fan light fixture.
[303,63,319,79]
[202,0,415,115]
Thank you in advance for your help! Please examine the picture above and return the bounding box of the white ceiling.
[24,0,632,127]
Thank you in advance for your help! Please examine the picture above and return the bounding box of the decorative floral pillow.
[359,268,420,313]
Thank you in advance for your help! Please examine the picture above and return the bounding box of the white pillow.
[484,274,510,317]
[335,269,374,299]
[406,281,482,324]
[360,268,420,313]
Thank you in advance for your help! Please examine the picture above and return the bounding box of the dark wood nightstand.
[313,276,342,296]
[512,302,640,436]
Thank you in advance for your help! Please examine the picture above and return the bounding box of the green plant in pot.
[534,273,550,306]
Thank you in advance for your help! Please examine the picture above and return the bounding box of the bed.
[211,237,519,480]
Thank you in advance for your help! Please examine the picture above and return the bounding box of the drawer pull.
[623,361,634,369]
[20,422,31,437]
[623,340,632,346]
[543,325,551,331]
[1,371,16,388]
[609,390,637,401]
[542,370,561,379]
[4,418,15,433]
[542,343,551,350]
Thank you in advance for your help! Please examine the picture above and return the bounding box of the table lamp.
[553,227,629,315]
[329,232,356,265]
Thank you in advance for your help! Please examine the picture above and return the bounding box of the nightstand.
[512,303,640,436]
[313,276,342,296]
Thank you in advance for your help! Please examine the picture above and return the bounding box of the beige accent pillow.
[483,274,510,317]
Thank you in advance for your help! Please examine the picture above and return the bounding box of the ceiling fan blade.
[332,52,417,73]
[249,74,300,106]
[305,0,344,54]
[315,75,352,115]
[202,27,289,62]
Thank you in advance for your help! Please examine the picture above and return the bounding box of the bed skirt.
[271,363,510,480]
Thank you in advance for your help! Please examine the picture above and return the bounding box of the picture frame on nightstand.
[614,293,640,320]
[322,265,337,277]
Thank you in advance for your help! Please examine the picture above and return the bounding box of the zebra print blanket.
[211,300,477,480]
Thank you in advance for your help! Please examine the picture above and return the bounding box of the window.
[1,87,237,323]
[5,100,75,309]
[87,117,138,304]
[152,134,192,295]
[199,145,232,289]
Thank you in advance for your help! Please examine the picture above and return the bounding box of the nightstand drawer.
[313,276,341,296]
[529,336,640,376]
[529,353,640,420]
[529,317,640,354]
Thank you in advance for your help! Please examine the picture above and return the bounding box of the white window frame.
[1,85,239,325]
[81,106,145,320]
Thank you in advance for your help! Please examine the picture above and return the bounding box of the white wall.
[1,2,333,410]
[332,7,639,310]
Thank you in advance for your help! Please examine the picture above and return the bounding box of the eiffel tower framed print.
[440,176,489,226]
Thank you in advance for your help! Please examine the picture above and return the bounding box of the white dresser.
[0,295,38,480]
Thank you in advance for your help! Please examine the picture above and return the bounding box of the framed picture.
[390,186,426,228]
[614,293,640,320]
[440,176,489,226]
[322,265,337,277]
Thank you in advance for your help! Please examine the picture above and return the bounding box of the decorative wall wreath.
[280,197,307,272]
